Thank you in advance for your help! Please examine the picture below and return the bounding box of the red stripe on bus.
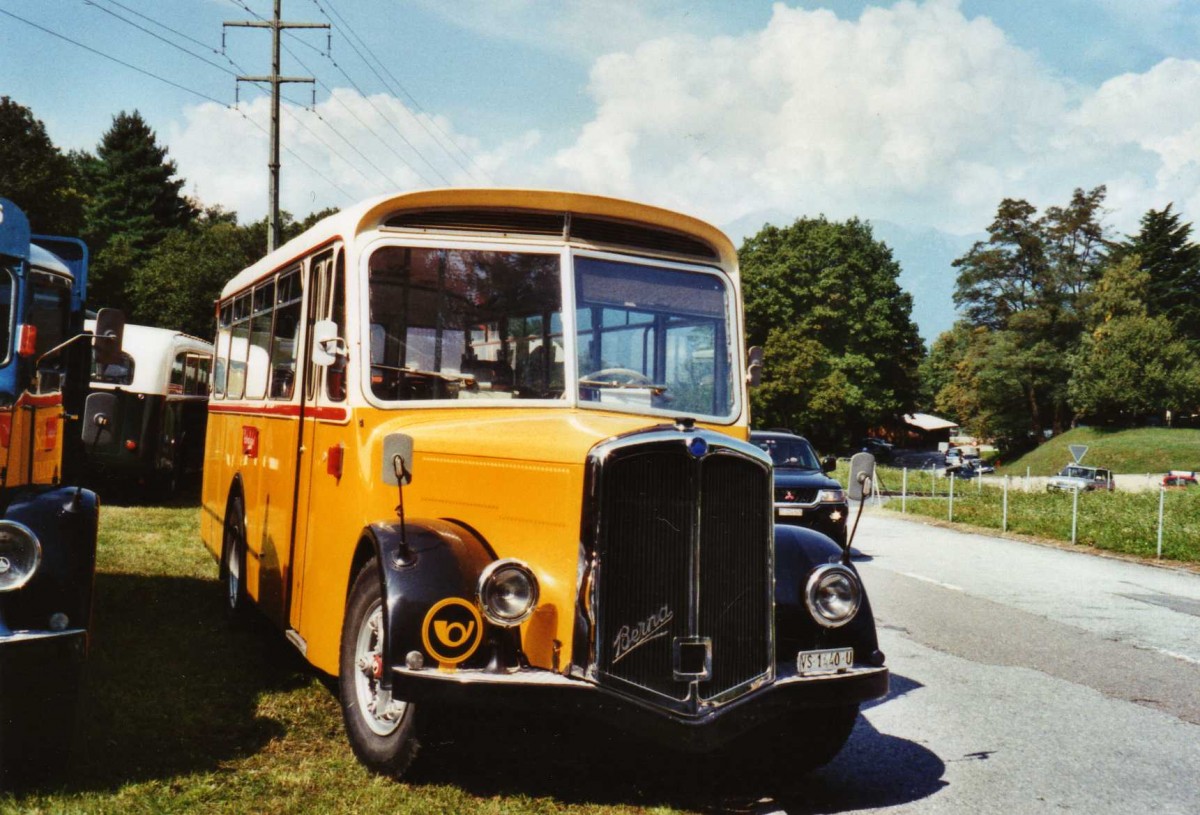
[208,403,348,422]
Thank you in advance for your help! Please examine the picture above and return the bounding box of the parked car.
[752,430,848,546]
[859,437,893,462]
[1047,465,1115,492]
[1162,471,1197,489]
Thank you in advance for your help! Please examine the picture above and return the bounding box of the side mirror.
[746,345,763,388]
[93,308,125,367]
[82,391,117,446]
[821,456,837,474]
[311,319,345,368]
[847,452,876,500]
[382,432,414,486]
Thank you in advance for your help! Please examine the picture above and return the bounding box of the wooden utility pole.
[225,1,328,252]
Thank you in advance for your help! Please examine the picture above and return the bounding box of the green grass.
[896,483,1200,563]
[996,427,1200,476]
[2,502,726,814]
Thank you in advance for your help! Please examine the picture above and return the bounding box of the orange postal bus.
[200,189,887,779]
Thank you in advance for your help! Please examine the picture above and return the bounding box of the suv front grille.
[775,486,818,504]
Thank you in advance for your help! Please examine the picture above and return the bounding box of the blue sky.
[4,1,1200,338]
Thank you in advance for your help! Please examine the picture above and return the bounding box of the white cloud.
[541,0,1200,235]
[169,0,1200,241]
[168,90,520,221]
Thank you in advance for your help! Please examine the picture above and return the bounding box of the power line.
[83,0,238,77]
[282,43,438,187]
[0,5,353,205]
[290,40,452,186]
[0,5,228,106]
[224,0,328,251]
[311,0,493,184]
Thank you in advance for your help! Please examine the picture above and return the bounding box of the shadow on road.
[410,672,944,813]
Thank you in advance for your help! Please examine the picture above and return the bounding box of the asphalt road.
[751,510,1200,815]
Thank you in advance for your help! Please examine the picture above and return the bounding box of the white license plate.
[797,647,853,675]
[778,507,805,517]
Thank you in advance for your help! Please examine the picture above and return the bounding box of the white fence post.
[902,467,908,514]
[1002,475,1009,533]
[949,474,955,522]
[1071,486,1079,545]
[1026,466,1031,493]
[1157,487,1165,559]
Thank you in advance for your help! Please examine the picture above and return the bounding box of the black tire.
[221,493,249,620]
[338,559,421,777]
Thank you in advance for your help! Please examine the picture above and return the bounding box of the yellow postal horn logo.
[421,597,483,665]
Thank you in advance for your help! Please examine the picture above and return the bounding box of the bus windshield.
[368,246,563,401]
[574,256,734,419]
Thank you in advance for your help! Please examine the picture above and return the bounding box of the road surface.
[754,509,1200,814]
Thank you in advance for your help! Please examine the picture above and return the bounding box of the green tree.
[740,216,923,449]
[81,110,197,311]
[127,208,258,339]
[0,97,84,234]
[1068,256,1200,424]
[949,187,1107,437]
[1108,204,1200,344]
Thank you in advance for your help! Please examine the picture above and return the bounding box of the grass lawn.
[996,426,1200,476]
[2,501,737,814]
[894,483,1200,564]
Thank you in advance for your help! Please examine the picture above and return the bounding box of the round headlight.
[0,521,42,592]
[805,564,861,628]
[477,559,539,627]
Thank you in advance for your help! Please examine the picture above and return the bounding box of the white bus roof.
[220,189,739,299]
[85,320,213,395]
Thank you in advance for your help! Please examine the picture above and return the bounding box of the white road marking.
[900,571,964,592]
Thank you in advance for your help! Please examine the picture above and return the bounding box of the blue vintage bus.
[0,197,122,782]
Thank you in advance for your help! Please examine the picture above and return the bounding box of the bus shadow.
[413,674,944,811]
[53,572,311,792]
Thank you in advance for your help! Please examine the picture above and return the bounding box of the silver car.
[1046,465,1114,492]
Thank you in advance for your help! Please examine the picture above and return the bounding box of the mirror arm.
[34,331,91,369]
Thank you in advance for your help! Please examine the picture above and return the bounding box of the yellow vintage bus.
[200,189,888,778]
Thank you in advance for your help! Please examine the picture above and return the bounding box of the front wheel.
[221,494,249,620]
[338,559,421,777]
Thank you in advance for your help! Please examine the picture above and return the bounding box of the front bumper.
[0,629,86,707]
[391,661,888,752]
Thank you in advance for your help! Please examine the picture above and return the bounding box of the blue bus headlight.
[805,564,861,628]
[0,521,42,592]
[477,559,539,627]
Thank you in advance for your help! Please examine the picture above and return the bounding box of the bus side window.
[213,302,231,398]
[270,269,302,400]
[327,250,347,402]
[227,292,251,399]
[246,280,275,400]
[170,352,186,394]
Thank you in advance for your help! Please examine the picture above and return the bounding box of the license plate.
[779,507,804,517]
[797,647,853,675]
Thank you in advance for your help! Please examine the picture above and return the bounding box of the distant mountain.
[720,211,981,345]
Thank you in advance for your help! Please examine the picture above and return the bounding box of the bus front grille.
[588,434,773,711]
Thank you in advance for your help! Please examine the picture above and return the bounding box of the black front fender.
[774,524,881,664]
[363,518,496,687]
[0,486,99,638]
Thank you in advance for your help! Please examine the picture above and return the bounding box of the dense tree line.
[923,187,1200,450]
[0,97,327,338]
[740,217,924,450]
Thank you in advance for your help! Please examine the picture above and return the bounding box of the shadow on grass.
[409,673,944,812]
[61,571,311,792]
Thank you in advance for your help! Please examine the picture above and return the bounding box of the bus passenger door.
[288,247,346,635]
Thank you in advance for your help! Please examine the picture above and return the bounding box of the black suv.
[751,430,848,546]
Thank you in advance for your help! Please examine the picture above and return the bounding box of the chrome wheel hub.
[354,599,406,736]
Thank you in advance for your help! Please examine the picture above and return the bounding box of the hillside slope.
[998,427,1200,476]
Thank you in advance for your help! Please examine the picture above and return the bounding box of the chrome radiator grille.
[587,433,773,711]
